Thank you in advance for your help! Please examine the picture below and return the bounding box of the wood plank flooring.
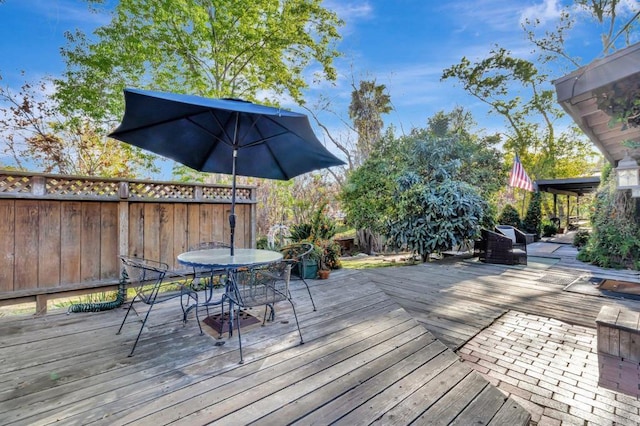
[0,266,529,425]
[366,256,640,350]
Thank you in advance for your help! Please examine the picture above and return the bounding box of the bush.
[573,229,590,248]
[542,222,558,237]
[289,204,337,242]
[522,191,542,237]
[497,204,522,229]
[581,170,640,269]
[289,223,312,242]
[256,236,269,249]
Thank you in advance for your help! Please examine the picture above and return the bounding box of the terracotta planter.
[318,269,330,280]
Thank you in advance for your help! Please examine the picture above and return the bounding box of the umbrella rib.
[243,118,290,179]
[233,113,304,149]
[186,115,233,147]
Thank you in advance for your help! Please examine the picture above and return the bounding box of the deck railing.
[0,170,256,313]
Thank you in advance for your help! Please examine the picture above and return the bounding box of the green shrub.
[480,203,497,231]
[316,239,342,270]
[256,236,269,249]
[573,229,590,248]
[497,204,522,229]
[290,204,337,242]
[581,170,640,269]
[522,191,542,237]
[289,223,313,242]
[542,222,558,237]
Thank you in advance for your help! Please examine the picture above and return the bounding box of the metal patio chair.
[280,242,317,311]
[117,255,202,356]
[223,262,304,363]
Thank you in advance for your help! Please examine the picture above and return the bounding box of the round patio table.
[177,248,282,270]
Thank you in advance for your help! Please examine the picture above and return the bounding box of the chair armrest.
[511,227,528,245]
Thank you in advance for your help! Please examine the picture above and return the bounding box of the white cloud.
[519,0,563,26]
[325,1,374,21]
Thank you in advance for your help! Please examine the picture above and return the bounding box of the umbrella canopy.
[109,88,345,255]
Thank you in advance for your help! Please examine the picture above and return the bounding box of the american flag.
[508,155,534,192]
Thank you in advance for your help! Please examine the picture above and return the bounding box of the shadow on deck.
[4,244,640,425]
[0,266,529,425]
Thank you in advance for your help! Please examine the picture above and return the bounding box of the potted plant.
[316,239,341,279]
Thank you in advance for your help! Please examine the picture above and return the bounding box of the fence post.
[118,182,129,258]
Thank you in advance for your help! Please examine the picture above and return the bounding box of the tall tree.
[523,0,639,70]
[348,79,392,166]
[442,47,596,181]
[426,108,506,199]
[0,76,157,176]
[55,0,344,123]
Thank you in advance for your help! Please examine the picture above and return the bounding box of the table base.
[203,310,261,338]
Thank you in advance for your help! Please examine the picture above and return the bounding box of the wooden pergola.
[535,176,601,230]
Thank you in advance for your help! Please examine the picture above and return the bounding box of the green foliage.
[289,204,336,242]
[480,202,498,230]
[316,239,342,270]
[573,229,590,248]
[341,109,504,247]
[286,205,340,270]
[309,204,337,240]
[256,236,269,250]
[542,221,558,237]
[289,223,313,242]
[385,138,486,261]
[55,0,344,122]
[442,48,599,182]
[349,79,393,165]
[341,157,396,235]
[497,205,522,229]
[522,191,542,237]
[579,173,640,269]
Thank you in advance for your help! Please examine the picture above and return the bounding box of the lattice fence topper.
[202,186,252,201]
[0,171,255,202]
[0,174,32,193]
[47,177,119,197]
[128,182,195,199]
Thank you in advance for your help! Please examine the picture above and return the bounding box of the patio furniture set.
[117,242,315,363]
[118,225,528,361]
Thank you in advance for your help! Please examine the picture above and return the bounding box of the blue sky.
[0,0,637,173]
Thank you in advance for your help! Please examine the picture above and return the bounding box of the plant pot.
[318,269,330,280]
[295,261,318,279]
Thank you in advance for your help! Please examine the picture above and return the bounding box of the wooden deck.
[366,254,640,350]
[0,265,530,425]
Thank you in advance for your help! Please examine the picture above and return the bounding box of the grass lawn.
[339,253,419,269]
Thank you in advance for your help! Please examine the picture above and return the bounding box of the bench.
[0,279,122,315]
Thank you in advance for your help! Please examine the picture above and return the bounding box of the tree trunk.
[356,228,382,255]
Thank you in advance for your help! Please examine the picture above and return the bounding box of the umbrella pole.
[229,149,237,256]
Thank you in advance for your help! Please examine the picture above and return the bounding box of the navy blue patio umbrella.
[109,88,345,255]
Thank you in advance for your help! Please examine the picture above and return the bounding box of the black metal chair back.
[116,256,202,356]
[279,242,317,311]
[223,262,303,363]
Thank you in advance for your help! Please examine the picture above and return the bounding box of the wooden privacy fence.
[0,171,256,313]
